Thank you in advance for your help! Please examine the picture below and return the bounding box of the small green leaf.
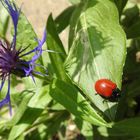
[75,118,93,140]
[114,0,128,16]
[8,124,29,140]
[0,2,9,38]
[46,15,68,81]
[49,78,108,127]
[16,134,24,140]
[65,0,126,120]
[28,86,52,109]
[55,5,76,33]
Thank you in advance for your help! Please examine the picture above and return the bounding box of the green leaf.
[41,111,69,139]
[16,134,24,140]
[0,2,9,38]
[8,124,29,140]
[68,2,83,49]
[46,15,68,81]
[113,117,140,137]
[125,19,140,39]
[49,78,108,127]
[122,5,139,29]
[130,137,140,140]
[121,4,140,38]
[28,86,52,109]
[123,44,140,78]
[7,91,34,127]
[24,110,69,140]
[80,121,93,140]
[55,5,76,33]
[114,0,128,16]
[0,92,33,138]
[16,12,37,60]
[65,0,126,120]
[68,0,80,4]
[75,118,93,140]
[8,85,51,140]
[97,126,129,137]
[126,79,140,98]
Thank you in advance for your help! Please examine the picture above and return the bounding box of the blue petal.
[30,30,47,62]
[0,77,5,91]
[23,66,32,76]
[20,30,47,58]
[1,0,20,47]
[21,30,46,77]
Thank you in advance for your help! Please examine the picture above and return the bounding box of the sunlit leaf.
[75,118,93,140]
[50,78,108,127]
[15,12,38,60]
[65,0,126,120]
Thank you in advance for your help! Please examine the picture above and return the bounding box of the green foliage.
[122,4,140,39]
[46,14,68,81]
[0,0,140,139]
[16,12,38,60]
[0,2,9,38]
[49,78,108,127]
[114,0,128,16]
[55,5,76,33]
[65,0,126,120]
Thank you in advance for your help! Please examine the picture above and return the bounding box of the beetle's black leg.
[102,99,108,103]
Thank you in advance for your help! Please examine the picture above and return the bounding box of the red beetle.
[95,79,120,101]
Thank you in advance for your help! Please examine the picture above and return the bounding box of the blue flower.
[0,0,47,115]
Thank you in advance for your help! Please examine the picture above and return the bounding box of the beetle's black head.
[108,88,121,102]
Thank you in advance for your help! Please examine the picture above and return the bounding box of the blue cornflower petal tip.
[30,29,47,63]
[2,0,20,29]
[1,0,20,47]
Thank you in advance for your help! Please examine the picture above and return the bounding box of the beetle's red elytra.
[95,79,120,101]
